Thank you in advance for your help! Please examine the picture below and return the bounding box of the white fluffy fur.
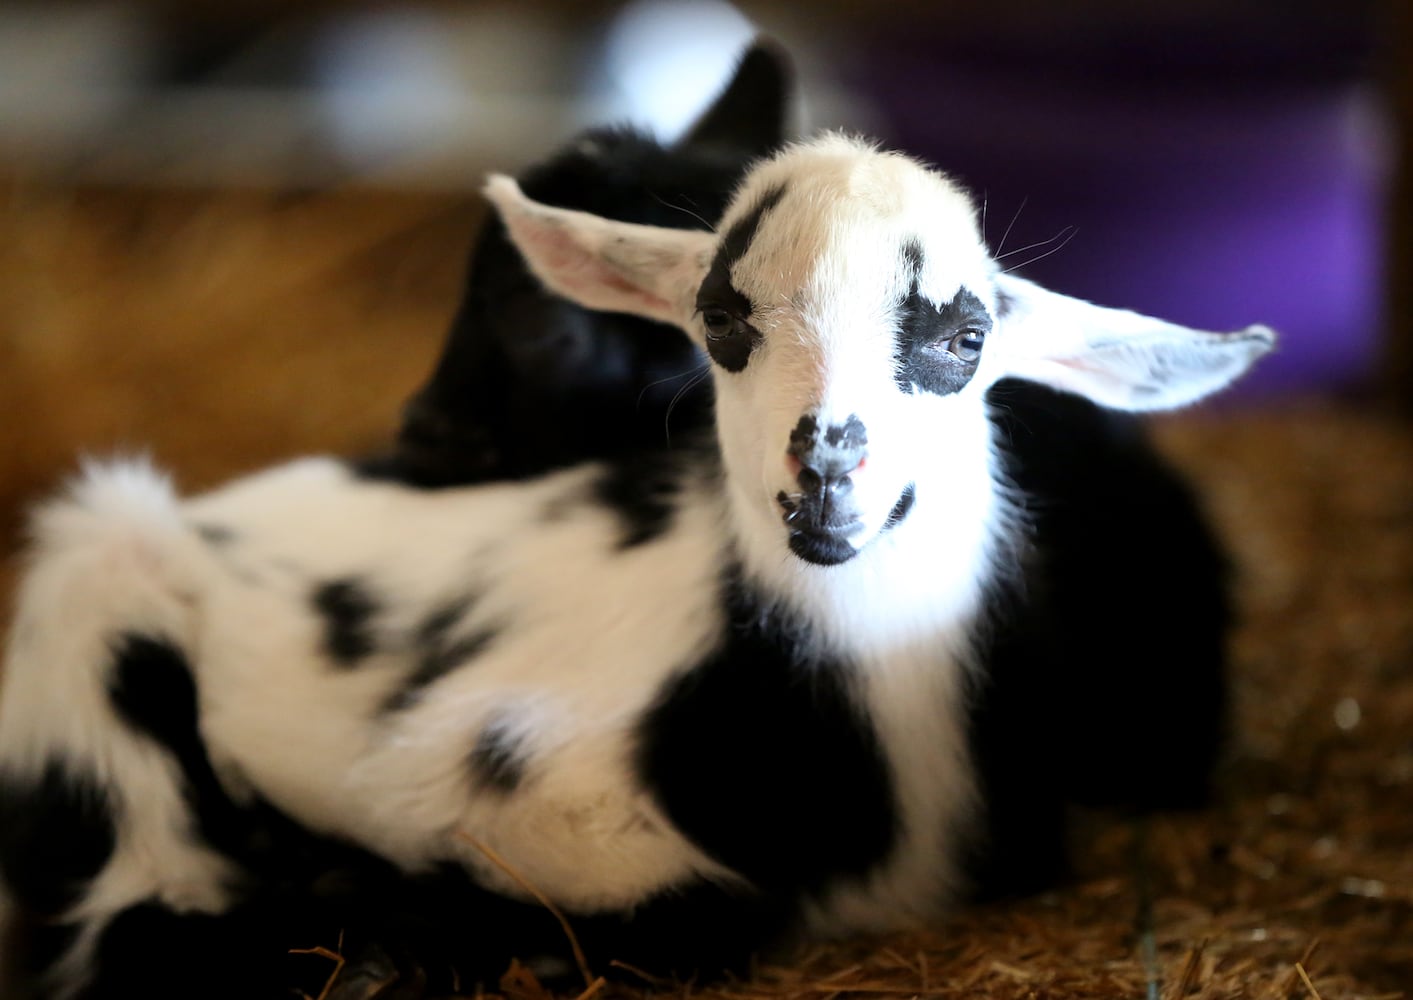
[0,134,1274,998]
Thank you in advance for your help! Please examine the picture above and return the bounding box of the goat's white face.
[690,143,1002,565]
[488,135,1275,568]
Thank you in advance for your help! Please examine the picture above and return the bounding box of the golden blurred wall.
[0,182,481,550]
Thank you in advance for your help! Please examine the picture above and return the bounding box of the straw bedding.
[0,184,1408,999]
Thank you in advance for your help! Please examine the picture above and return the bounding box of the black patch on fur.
[882,483,917,531]
[823,416,867,449]
[788,413,818,453]
[595,447,699,549]
[107,633,205,761]
[636,569,897,893]
[989,379,1228,810]
[0,758,116,996]
[710,186,787,290]
[695,185,786,373]
[311,578,380,666]
[0,760,115,917]
[962,379,1231,900]
[895,244,992,396]
[417,596,474,649]
[101,630,409,880]
[385,604,498,713]
[469,716,530,793]
[103,631,262,860]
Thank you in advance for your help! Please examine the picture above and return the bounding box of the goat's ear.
[485,175,715,328]
[991,273,1276,411]
[679,38,791,156]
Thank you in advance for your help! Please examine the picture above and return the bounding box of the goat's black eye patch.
[894,250,992,397]
[695,185,785,373]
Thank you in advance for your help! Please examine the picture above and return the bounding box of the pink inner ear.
[600,271,672,313]
[515,215,672,317]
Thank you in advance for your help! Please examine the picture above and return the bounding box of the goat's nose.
[787,414,868,491]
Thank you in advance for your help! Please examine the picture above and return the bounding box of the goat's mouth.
[776,483,917,567]
[776,489,865,566]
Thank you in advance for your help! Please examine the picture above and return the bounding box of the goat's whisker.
[993,195,1028,258]
[662,363,712,446]
[650,192,718,232]
[994,224,1077,261]
[1002,226,1079,273]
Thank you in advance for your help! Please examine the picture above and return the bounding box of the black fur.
[636,569,897,894]
[0,764,115,916]
[357,42,791,488]
[387,625,498,714]
[594,444,708,549]
[989,380,1228,811]
[0,760,116,994]
[311,578,380,666]
[882,484,917,532]
[106,633,207,767]
[963,379,1230,900]
[695,184,787,372]
[382,596,498,712]
[415,595,476,649]
[102,630,306,865]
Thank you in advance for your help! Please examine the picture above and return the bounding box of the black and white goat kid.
[378,39,1234,851]
[0,134,1274,999]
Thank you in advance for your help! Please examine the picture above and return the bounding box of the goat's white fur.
[0,134,1273,998]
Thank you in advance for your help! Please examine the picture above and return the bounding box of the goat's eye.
[948,328,985,363]
[702,307,744,340]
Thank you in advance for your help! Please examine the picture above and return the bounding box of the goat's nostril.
[795,459,864,494]
[785,453,803,478]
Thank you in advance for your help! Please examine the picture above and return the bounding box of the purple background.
[847,25,1390,398]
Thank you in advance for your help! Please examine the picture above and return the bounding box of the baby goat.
[0,134,1273,999]
[378,39,1234,838]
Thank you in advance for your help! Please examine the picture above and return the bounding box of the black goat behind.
[362,43,790,487]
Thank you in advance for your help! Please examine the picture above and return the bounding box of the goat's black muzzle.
[778,413,869,565]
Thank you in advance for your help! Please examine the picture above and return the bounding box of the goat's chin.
[787,529,860,566]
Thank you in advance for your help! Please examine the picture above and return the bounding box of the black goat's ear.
[679,38,792,156]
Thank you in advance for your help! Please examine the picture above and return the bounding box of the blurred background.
[0,0,1407,538]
